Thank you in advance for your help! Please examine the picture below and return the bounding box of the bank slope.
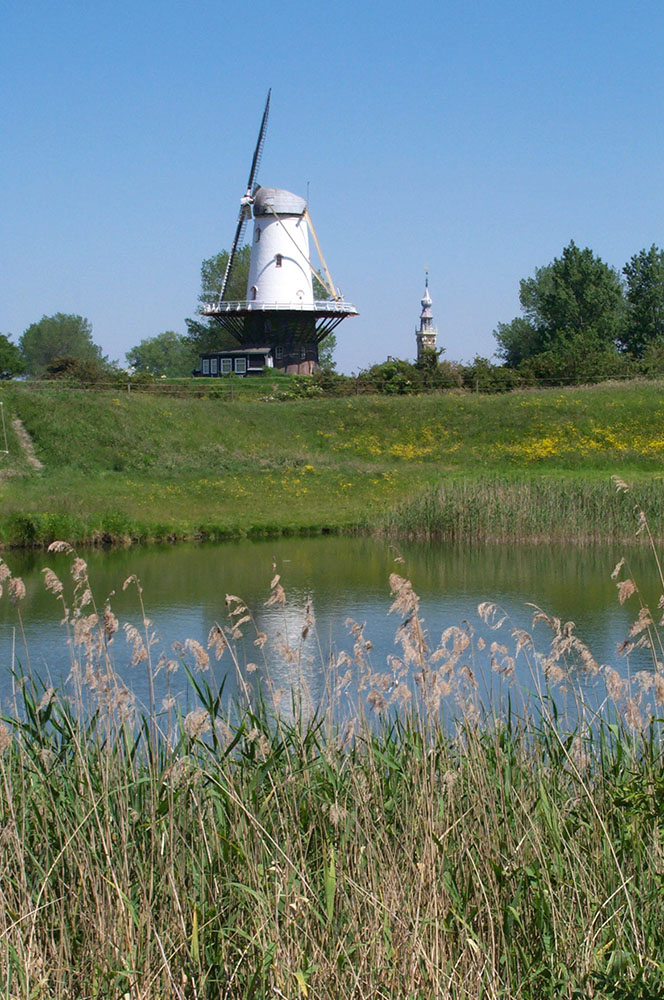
[0,380,662,545]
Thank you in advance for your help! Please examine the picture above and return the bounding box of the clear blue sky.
[3,0,664,374]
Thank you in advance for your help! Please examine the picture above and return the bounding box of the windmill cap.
[253,186,307,217]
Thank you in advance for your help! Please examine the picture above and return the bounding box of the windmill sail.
[217,90,271,305]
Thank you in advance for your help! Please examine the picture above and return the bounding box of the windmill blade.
[246,89,271,195]
[217,90,271,304]
[217,210,247,304]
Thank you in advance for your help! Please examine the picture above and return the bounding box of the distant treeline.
[5,240,664,391]
[272,351,664,398]
[12,350,664,399]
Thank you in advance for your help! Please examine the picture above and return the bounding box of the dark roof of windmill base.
[201,347,273,357]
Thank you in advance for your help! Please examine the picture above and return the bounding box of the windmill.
[199,91,357,376]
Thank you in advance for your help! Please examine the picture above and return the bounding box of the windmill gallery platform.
[196,92,358,377]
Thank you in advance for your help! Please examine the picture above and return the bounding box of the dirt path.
[11,418,44,470]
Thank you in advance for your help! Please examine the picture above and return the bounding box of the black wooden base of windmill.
[195,305,352,377]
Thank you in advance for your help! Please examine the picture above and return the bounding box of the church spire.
[416,270,438,360]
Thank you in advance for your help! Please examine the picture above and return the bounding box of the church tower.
[415,272,438,361]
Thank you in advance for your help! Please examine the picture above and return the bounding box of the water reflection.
[0,535,657,719]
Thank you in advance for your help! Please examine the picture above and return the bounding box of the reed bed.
[2,494,664,998]
[379,475,664,543]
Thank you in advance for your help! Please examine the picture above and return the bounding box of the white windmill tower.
[201,91,358,375]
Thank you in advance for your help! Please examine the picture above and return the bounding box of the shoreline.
[1,472,660,550]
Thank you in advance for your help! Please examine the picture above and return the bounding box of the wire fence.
[3,368,664,399]
[2,378,249,399]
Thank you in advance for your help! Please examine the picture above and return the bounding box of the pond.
[0,535,659,721]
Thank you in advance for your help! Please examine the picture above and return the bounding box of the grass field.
[2,379,664,546]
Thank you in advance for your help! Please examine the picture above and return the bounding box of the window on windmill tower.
[251,286,257,300]
[255,228,261,242]
[275,254,283,267]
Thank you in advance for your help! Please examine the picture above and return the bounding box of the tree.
[494,242,625,367]
[517,340,631,385]
[126,331,199,377]
[539,242,624,345]
[318,332,337,371]
[492,317,542,368]
[621,245,664,357]
[20,313,104,378]
[0,334,25,379]
[414,347,454,390]
[44,355,116,385]
[185,246,251,354]
[460,355,522,392]
[355,358,416,394]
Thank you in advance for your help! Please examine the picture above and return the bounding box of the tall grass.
[379,475,664,543]
[2,490,664,997]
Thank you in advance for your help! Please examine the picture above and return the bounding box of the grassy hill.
[1,379,663,546]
